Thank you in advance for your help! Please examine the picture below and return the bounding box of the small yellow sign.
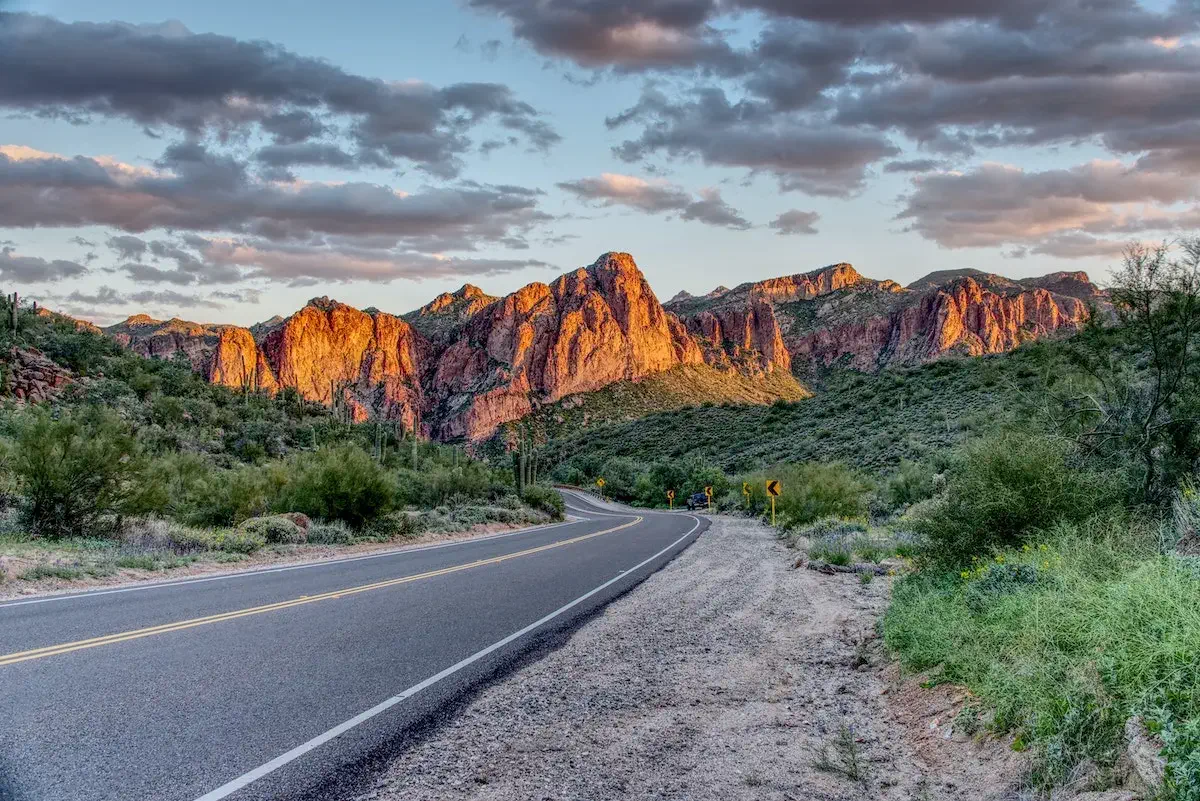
[596,477,606,488]
[766,479,781,497]
[666,489,675,500]
[704,485,713,498]
[742,481,750,495]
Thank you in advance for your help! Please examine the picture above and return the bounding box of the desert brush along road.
[0,490,707,801]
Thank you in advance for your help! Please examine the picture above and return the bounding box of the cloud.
[557,172,750,228]
[0,13,559,177]
[107,234,148,261]
[896,160,1200,255]
[608,87,899,196]
[883,158,945,173]
[0,145,551,257]
[0,246,90,283]
[768,209,820,235]
[465,0,738,72]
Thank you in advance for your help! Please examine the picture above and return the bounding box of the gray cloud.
[896,160,1200,254]
[883,158,945,173]
[0,146,550,255]
[768,209,820,235]
[557,173,750,228]
[465,0,738,71]
[0,13,559,177]
[107,234,148,261]
[0,246,90,283]
[608,87,899,196]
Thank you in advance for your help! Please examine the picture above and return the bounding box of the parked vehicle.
[686,492,709,511]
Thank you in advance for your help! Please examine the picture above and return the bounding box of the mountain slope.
[101,254,1106,442]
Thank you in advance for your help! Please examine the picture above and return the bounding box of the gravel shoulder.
[0,518,562,602]
[355,514,1023,801]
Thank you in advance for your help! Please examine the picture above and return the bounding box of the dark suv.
[686,492,709,511]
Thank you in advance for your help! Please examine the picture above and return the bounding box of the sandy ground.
[354,514,1025,801]
[0,518,559,601]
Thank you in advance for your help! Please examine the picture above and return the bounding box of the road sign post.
[704,485,713,510]
[667,489,675,509]
[596,477,606,498]
[742,481,750,509]
[766,479,781,526]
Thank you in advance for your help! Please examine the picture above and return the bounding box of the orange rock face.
[104,254,1105,441]
[428,252,703,439]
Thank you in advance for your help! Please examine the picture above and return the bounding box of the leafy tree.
[13,407,144,538]
[1050,239,1200,501]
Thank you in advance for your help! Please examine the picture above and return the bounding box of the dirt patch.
[0,519,561,601]
[353,514,1023,801]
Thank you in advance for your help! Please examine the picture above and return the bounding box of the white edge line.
[191,514,703,801]
[0,516,601,610]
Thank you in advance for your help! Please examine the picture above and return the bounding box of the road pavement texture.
[0,491,706,801]
[351,514,1023,801]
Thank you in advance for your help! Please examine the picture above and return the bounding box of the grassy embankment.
[0,303,563,590]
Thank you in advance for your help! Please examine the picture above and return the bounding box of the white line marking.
[191,515,703,801]
[0,517,589,609]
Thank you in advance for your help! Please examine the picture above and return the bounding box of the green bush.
[212,528,265,554]
[272,445,395,528]
[907,432,1120,565]
[240,515,306,544]
[521,485,564,520]
[180,464,279,527]
[364,511,420,540]
[13,407,145,538]
[306,520,356,545]
[739,462,867,530]
[884,460,936,509]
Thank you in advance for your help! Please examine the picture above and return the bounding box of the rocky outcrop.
[429,253,703,439]
[99,253,1105,441]
[104,315,233,373]
[668,264,1099,374]
[256,298,425,431]
[6,347,73,403]
[786,275,1092,370]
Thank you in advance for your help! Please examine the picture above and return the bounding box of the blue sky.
[1,0,1197,325]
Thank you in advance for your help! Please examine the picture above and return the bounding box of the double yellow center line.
[0,516,642,668]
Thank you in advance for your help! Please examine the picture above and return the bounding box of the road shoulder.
[352,514,1021,801]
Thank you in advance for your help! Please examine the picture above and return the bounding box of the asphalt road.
[0,491,707,801]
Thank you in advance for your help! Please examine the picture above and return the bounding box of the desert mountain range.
[100,253,1102,441]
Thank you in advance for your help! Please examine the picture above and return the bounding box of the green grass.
[20,563,86,581]
[884,516,1200,796]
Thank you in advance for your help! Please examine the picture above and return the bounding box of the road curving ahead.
[0,490,707,801]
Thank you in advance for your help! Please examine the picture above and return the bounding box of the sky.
[1,0,1199,325]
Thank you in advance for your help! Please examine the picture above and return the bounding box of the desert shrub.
[307,520,356,545]
[181,464,279,527]
[740,462,867,530]
[884,460,936,508]
[240,515,306,544]
[907,431,1120,565]
[211,528,266,554]
[809,538,853,566]
[365,511,421,540]
[521,485,565,520]
[13,407,145,538]
[272,444,395,528]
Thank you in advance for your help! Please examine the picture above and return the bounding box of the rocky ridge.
[102,253,1105,441]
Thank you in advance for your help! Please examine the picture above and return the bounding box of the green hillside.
[484,363,809,451]
[541,344,1054,477]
